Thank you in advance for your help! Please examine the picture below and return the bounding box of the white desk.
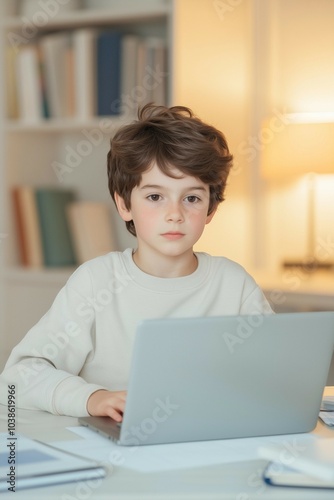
[252,269,334,313]
[0,388,334,499]
[253,270,334,385]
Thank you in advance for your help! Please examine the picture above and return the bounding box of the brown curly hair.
[107,104,233,236]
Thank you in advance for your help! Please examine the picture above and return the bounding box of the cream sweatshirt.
[0,249,272,417]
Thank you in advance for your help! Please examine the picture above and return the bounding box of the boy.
[0,104,272,420]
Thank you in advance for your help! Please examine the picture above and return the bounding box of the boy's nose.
[166,202,184,222]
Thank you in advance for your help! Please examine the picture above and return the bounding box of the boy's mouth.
[161,232,185,240]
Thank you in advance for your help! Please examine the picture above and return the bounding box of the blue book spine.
[35,188,77,267]
[97,31,122,116]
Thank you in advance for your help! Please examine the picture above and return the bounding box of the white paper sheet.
[49,426,317,473]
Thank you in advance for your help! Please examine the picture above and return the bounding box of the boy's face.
[115,163,215,269]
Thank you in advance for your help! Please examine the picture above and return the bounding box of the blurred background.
[0,0,333,380]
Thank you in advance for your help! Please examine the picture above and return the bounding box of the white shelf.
[2,5,171,30]
[3,266,75,285]
[5,115,135,133]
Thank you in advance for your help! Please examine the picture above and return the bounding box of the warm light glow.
[260,120,334,178]
[286,112,334,123]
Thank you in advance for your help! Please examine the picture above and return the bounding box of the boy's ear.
[114,192,132,222]
[205,207,217,225]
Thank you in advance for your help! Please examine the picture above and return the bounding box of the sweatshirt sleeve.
[0,265,106,417]
[240,282,274,315]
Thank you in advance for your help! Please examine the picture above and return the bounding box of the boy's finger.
[107,407,123,422]
[115,391,127,401]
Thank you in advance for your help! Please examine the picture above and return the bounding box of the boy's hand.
[87,390,127,422]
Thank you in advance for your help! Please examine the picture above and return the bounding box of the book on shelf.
[73,28,97,119]
[259,437,334,489]
[151,38,167,105]
[12,186,44,268]
[10,28,168,122]
[97,31,122,116]
[0,433,106,492]
[136,36,167,108]
[64,41,76,118]
[120,34,141,115]
[39,32,73,119]
[15,44,45,123]
[5,46,19,120]
[35,188,77,267]
[67,201,117,264]
[12,186,118,268]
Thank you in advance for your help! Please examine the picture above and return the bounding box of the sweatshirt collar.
[120,248,210,292]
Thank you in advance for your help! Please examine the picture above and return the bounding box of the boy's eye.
[185,195,200,203]
[147,194,161,202]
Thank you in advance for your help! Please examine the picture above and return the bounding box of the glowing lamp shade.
[260,117,334,270]
[261,120,334,178]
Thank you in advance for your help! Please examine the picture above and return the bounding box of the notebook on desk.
[79,311,334,446]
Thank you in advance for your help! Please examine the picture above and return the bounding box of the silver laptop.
[79,311,334,446]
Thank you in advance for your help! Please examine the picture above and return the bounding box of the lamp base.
[282,258,334,272]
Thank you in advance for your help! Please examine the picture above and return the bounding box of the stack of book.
[259,437,334,489]
[7,30,167,122]
[0,433,106,492]
[12,186,117,268]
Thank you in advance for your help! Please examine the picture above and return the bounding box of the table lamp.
[260,114,334,271]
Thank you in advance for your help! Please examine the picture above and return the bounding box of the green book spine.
[35,188,77,267]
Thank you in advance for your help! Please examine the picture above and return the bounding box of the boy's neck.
[132,249,198,278]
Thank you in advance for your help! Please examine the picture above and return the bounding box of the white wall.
[173,0,334,271]
[264,0,334,269]
[172,0,255,269]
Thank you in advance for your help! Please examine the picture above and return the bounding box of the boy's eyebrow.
[140,184,207,191]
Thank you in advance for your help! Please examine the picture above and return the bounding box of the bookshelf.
[0,0,173,368]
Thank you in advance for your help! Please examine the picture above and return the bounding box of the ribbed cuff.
[52,376,106,417]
